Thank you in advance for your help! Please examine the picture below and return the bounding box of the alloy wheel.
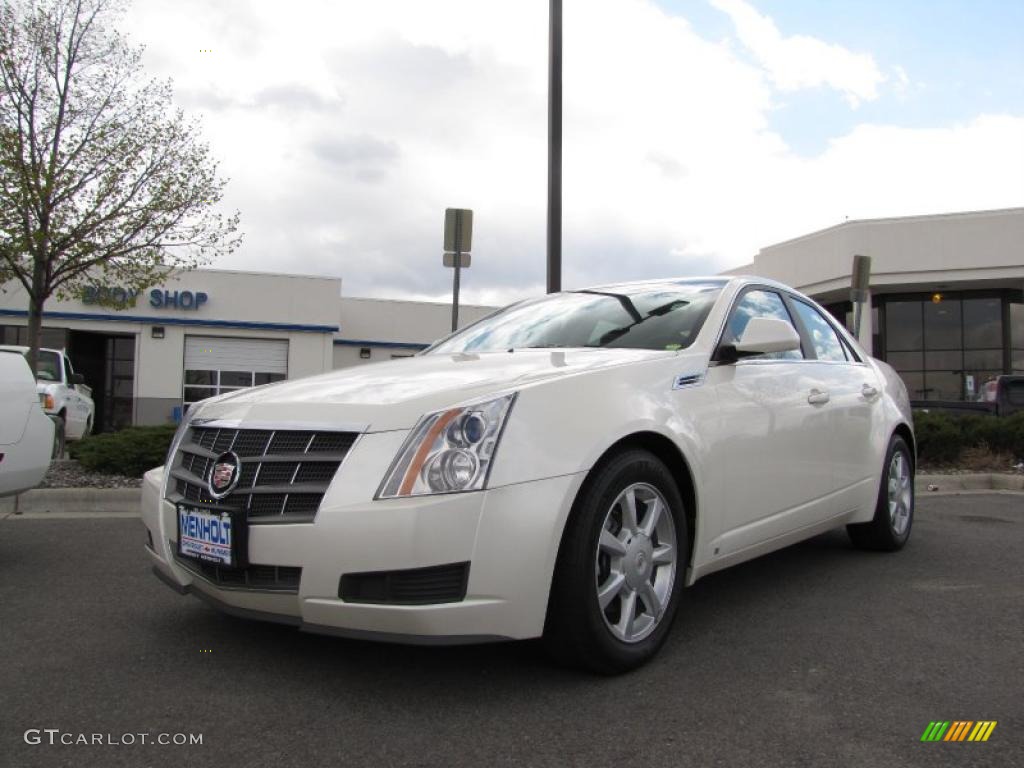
[887,451,912,536]
[594,482,678,644]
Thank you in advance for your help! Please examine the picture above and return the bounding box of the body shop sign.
[81,285,208,311]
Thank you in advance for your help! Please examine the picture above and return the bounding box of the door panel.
[704,360,836,555]
[789,298,881,513]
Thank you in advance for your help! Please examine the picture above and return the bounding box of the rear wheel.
[51,415,66,459]
[544,449,688,674]
[847,435,914,551]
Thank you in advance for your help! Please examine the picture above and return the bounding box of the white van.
[0,351,55,497]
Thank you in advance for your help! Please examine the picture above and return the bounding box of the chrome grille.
[167,426,357,523]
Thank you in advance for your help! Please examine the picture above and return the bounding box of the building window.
[882,293,1008,402]
[0,324,69,349]
[1012,301,1024,375]
[182,336,288,411]
[183,369,285,410]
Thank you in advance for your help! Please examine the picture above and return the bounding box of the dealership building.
[2,206,1022,431]
[0,269,495,432]
[726,207,1024,403]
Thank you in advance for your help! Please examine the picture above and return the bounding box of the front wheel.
[847,434,914,551]
[544,449,688,674]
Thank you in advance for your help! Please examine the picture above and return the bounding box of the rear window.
[25,350,62,382]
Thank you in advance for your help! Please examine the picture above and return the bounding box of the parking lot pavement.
[1,495,1020,768]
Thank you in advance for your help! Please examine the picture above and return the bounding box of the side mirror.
[720,317,801,362]
[72,373,86,385]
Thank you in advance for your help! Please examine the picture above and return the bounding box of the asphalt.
[1,495,1021,768]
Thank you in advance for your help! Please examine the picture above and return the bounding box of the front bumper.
[143,435,586,643]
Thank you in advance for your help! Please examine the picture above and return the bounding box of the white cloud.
[118,0,1023,305]
[710,0,886,107]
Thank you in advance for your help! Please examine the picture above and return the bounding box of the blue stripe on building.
[0,308,338,334]
[333,339,430,350]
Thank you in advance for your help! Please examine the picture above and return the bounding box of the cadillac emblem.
[207,451,241,499]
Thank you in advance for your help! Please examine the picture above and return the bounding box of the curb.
[916,473,1024,495]
[0,488,141,519]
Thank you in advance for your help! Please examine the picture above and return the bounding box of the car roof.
[0,345,63,355]
[579,277,728,295]
[581,275,802,296]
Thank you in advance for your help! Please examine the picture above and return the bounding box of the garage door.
[183,336,288,408]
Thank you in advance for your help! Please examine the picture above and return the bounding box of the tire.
[544,449,688,674]
[847,434,914,551]
[83,417,93,438]
[51,415,66,460]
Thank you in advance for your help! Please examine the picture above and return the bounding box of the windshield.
[24,350,61,382]
[427,280,725,354]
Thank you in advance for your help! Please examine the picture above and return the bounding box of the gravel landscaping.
[39,459,142,489]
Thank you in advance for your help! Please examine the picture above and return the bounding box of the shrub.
[913,411,965,465]
[913,410,1024,468]
[69,424,178,477]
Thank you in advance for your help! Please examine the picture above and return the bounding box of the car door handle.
[807,388,830,405]
[861,384,879,400]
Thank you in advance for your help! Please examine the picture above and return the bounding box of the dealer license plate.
[177,505,237,567]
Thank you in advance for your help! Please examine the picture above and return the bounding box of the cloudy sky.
[122,0,1024,305]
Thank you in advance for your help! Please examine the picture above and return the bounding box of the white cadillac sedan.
[144,277,915,672]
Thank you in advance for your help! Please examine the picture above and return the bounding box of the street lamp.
[547,0,562,294]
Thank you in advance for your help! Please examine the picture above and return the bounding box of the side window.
[723,289,803,360]
[63,356,74,383]
[792,300,848,362]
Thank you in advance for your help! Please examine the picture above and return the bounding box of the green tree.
[0,0,241,370]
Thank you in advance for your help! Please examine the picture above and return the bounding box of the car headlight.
[376,393,517,498]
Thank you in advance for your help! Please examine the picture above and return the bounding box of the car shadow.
[144,527,864,689]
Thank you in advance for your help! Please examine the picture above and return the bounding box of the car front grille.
[172,544,302,593]
[167,426,358,524]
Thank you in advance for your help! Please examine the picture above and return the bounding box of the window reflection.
[429,280,725,354]
[722,290,803,361]
[792,301,846,362]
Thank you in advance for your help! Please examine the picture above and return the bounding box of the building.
[0,268,496,431]
[726,207,1024,403]
[335,297,495,368]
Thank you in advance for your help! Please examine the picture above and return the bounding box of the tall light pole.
[547,0,562,293]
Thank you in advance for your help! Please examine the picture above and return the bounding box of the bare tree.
[0,0,241,370]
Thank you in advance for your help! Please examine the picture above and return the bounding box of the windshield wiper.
[592,299,690,346]
[577,290,643,323]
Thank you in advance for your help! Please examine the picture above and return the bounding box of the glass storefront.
[881,292,1020,402]
[1012,301,1024,374]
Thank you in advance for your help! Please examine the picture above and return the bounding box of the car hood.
[191,347,672,432]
